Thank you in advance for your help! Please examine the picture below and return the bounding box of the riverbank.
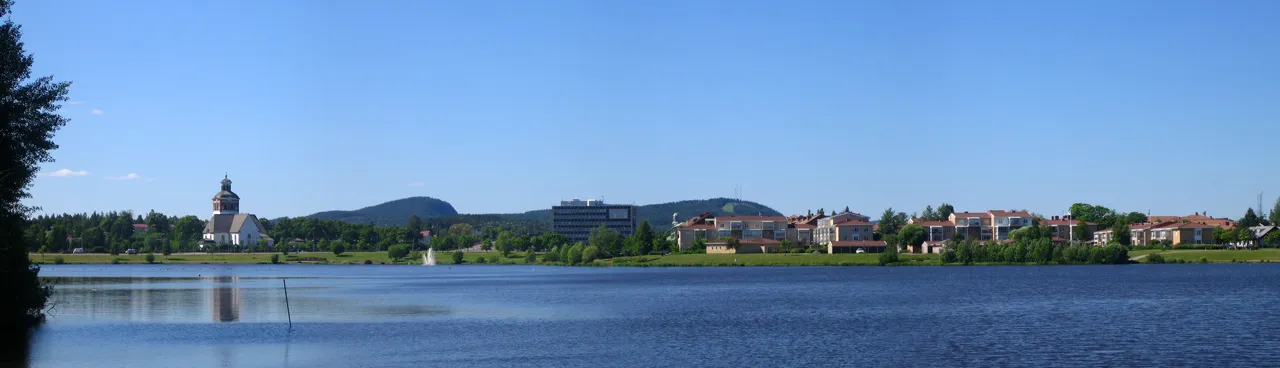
[28,249,1280,266]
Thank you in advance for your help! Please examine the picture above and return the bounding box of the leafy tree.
[270,254,279,264]
[588,225,623,256]
[921,206,937,221]
[481,238,493,251]
[524,249,536,263]
[387,244,410,261]
[331,241,346,256]
[1271,198,1280,226]
[448,223,475,237]
[537,232,567,251]
[451,250,464,264]
[1239,208,1262,229]
[144,254,155,264]
[897,224,926,251]
[1265,231,1280,248]
[1070,203,1118,229]
[1111,219,1132,246]
[1214,228,1235,245]
[1124,212,1147,225]
[633,220,654,255]
[544,246,560,262]
[725,237,741,251]
[495,231,515,257]
[257,238,269,250]
[877,208,908,236]
[878,243,899,265]
[692,238,707,253]
[937,203,955,220]
[653,234,674,254]
[568,243,584,264]
[408,215,423,243]
[582,245,600,263]
[47,226,68,253]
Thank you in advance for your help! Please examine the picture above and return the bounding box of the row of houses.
[673,209,1268,254]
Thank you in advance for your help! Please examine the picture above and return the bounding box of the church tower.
[212,175,240,215]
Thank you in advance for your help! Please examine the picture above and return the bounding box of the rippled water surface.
[26,264,1280,367]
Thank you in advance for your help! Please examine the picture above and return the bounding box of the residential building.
[1043,215,1095,242]
[829,240,888,254]
[1149,222,1215,245]
[552,199,637,244]
[1248,225,1278,247]
[814,216,874,245]
[989,210,1033,240]
[915,240,949,254]
[202,175,272,248]
[673,213,716,251]
[949,212,992,241]
[1148,212,1236,229]
[711,216,789,241]
[907,219,956,243]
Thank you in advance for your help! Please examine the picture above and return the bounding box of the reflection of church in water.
[210,276,241,322]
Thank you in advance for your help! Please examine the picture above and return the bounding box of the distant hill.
[304,197,782,231]
[516,198,784,230]
[305,197,458,226]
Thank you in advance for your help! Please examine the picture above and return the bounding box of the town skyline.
[15,0,1280,219]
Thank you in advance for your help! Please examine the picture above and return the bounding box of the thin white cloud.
[408,182,425,187]
[91,109,103,115]
[107,173,142,180]
[45,169,89,177]
[67,101,84,105]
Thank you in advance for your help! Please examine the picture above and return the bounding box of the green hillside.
[305,197,783,232]
[306,196,458,226]
[516,198,783,229]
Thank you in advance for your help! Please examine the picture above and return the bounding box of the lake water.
[23,264,1280,367]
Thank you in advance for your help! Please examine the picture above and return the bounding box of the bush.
[878,247,899,266]
[270,254,280,264]
[452,251,464,264]
[110,258,120,264]
[331,242,346,256]
[487,253,500,264]
[387,244,410,261]
[1173,243,1224,250]
[363,259,372,265]
[162,246,171,256]
[145,254,155,264]
[1198,257,1209,264]
[476,256,488,264]
[52,257,65,265]
[582,246,600,263]
[568,244,584,265]
[1145,253,1166,264]
[524,250,537,263]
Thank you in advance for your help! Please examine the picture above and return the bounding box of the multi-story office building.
[552,199,637,244]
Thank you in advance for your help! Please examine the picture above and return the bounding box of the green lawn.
[29,251,535,265]
[1141,249,1280,263]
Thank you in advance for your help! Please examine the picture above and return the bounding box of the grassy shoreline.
[28,249,1280,267]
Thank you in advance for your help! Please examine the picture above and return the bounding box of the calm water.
[24,264,1280,367]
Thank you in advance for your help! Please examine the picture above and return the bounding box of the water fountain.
[423,248,437,266]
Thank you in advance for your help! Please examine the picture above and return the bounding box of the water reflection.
[210,276,241,322]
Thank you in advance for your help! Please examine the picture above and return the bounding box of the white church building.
[202,175,272,249]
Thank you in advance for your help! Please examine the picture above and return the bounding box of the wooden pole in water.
[283,278,292,331]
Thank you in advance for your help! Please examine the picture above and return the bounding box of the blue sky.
[17,0,1280,220]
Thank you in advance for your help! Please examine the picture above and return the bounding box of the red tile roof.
[952,212,987,218]
[989,210,1033,217]
[716,216,788,222]
[681,224,716,230]
[790,224,816,229]
[1155,222,1217,230]
[912,220,955,227]
[834,219,873,226]
[830,240,888,247]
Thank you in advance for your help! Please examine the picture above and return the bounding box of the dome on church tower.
[212,175,240,201]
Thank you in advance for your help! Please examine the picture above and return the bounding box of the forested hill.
[302,197,783,230]
[515,198,784,229]
[305,197,458,226]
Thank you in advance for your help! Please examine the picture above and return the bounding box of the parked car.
[125,249,138,255]
[72,248,85,254]
[855,248,866,254]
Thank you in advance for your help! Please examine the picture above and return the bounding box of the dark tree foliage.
[1,0,65,332]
